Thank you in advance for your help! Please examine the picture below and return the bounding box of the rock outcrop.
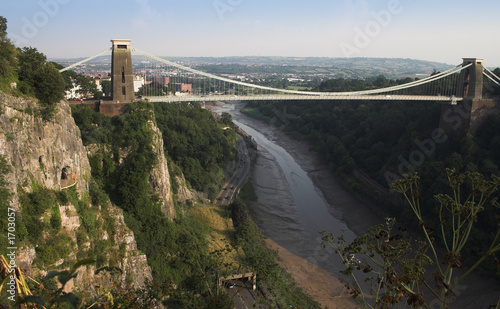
[148,119,175,218]
[0,92,153,295]
[0,93,90,211]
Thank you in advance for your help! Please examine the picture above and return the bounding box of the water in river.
[213,102,500,308]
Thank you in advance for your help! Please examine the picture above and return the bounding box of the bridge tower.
[111,39,135,102]
[99,39,135,116]
[439,58,498,137]
[457,58,484,100]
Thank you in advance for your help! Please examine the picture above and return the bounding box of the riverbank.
[227,101,500,308]
[264,238,355,308]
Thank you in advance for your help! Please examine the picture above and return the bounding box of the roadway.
[144,93,461,104]
[215,132,251,205]
[216,133,264,308]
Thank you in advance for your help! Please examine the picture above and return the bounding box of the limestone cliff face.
[0,92,152,294]
[0,92,90,210]
[148,119,175,218]
[85,117,177,219]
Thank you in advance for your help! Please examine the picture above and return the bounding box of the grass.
[188,204,246,273]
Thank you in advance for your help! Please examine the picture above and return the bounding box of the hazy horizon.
[3,0,500,67]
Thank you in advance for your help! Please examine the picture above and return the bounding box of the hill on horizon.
[52,55,458,79]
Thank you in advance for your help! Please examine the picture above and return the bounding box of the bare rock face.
[148,119,175,218]
[0,93,90,210]
[175,174,198,204]
[0,92,153,295]
[70,204,153,292]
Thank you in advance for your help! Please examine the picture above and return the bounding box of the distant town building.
[148,76,170,85]
[94,76,111,93]
[173,83,192,93]
[133,75,145,93]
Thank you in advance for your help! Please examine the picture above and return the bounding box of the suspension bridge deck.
[143,94,461,104]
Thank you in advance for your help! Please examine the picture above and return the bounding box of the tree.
[0,16,17,88]
[74,74,100,98]
[220,112,233,126]
[18,47,46,95]
[373,74,389,88]
[17,47,65,105]
[322,170,500,308]
[0,16,7,39]
[101,79,111,97]
[33,62,65,105]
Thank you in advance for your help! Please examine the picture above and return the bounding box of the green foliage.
[101,79,111,97]
[19,187,58,243]
[230,197,321,308]
[323,171,500,308]
[71,105,114,145]
[0,17,17,92]
[35,234,73,266]
[244,99,440,179]
[0,17,66,102]
[243,97,500,274]
[154,102,237,196]
[73,103,235,306]
[17,47,65,105]
[33,62,65,105]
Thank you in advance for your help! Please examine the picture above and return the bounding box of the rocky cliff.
[148,118,176,218]
[0,92,90,210]
[0,92,153,295]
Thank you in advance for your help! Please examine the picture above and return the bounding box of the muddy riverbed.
[212,102,500,308]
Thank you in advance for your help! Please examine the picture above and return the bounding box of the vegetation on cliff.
[153,103,237,198]
[0,17,64,109]
[71,102,239,307]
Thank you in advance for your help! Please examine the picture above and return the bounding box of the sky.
[3,0,500,67]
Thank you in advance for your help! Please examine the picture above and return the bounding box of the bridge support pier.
[439,58,499,137]
[111,39,135,103]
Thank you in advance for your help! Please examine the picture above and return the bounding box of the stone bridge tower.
[439,58,499,137]
[111,39,135,102]
[100,39,135,116]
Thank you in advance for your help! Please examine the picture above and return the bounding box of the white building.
[134,75,145,93]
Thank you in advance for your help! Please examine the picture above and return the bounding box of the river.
[212,102,500,308]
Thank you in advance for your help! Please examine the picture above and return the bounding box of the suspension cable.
[59,48,112,73]
[484,68,500,86]
[133,47,472,98]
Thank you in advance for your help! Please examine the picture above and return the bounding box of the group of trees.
[0,16,106,108]
[70,101,238,307]
[55,65,104,99]
[0,17,65,107]
[154,102,237,198]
